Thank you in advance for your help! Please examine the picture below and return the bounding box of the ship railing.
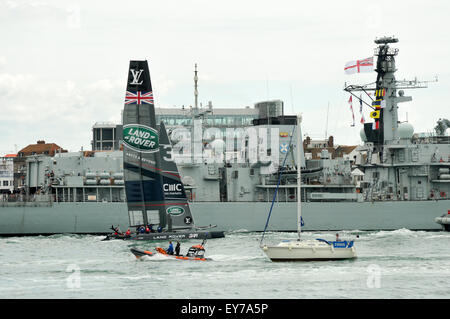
[0,194,51,202]
[415,136,450,145]
[54,194,126,203]
[0,193,53,207]
[51,185,126,203]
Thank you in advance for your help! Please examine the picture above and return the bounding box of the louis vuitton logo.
[130,69,144,85]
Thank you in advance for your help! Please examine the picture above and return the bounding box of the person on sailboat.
[113,226,122,236]
[125,229,131,236]
[145,225,150,234]
[166,241,174,255]
[336,233,340,242]
[175,241,181,256]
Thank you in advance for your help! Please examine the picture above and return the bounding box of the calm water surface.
[1,229,449,299]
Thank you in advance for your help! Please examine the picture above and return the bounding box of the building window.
[3,181,8,186]
[102,128,113,140]
[102,142,113,150]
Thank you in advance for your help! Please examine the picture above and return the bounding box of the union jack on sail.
[125,90,154,105]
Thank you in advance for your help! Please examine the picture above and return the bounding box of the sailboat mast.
[297,114,302,240]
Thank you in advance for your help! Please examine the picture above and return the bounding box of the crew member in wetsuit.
[166,241,174,255]
[175,241,181,256]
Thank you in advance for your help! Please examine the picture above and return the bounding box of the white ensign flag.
[344,57,374,74]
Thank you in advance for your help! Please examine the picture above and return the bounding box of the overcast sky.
[1,0,449,154]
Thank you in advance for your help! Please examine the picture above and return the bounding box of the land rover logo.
[166,206,185,216]
[123,124,159,153]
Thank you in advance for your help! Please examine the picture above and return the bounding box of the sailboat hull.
[261,241,356,261]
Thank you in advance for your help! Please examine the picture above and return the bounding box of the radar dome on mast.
[398,122,414,139]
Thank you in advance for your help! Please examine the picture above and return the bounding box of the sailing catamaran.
[260,114,357,261]
[104,60,224,241]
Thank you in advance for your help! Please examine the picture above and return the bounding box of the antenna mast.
[325,102,330,138]
[194,63,198,109]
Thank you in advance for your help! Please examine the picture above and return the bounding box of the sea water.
[0,229,449,299]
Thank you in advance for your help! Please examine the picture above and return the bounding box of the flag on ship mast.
[344,57,374,74]
[348,96,355,126]
[359,95,365,124]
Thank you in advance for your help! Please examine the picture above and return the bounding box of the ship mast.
[344,36,436,151]
[189,64,211,164]
[297,114,302,240]
[194,63,198,109]
[374,36,402,143]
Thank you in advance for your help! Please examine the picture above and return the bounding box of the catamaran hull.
[104,230,224,241]
[0,200,448,235]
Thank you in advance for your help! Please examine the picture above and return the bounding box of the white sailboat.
[260,114,357,261]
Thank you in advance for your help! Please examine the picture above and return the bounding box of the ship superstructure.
[345,37,450,203]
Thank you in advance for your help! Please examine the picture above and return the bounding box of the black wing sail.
[158,121,196,230]
[122,60,166,229]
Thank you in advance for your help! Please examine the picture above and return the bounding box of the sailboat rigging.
[260,114,357,261]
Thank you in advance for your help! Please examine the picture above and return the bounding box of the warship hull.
[0,200,448,236]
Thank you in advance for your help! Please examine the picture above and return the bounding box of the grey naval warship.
[0,36,449,236]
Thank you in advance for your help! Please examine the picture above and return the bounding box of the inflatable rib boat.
[130,242,211,261]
